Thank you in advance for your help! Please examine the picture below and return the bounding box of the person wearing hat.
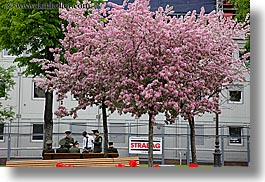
[92,129,102,153]
[107,141,119,157]
[56,144,69,153]
[69,141,81,153]
[42,140,55,158]
[58,130,75,151]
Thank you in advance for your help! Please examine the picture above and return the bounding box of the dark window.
[227,85,243,104]
[229,127,242,145]
[0,82,5,98]
[229,91,242,102]
[0,124,4,141]
[33,82,45,99]
[32,124,43,141]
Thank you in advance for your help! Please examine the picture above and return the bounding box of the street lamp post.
[213,113,221,167]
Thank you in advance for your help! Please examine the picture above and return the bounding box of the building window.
[229,91,242,102]
[228,85,243,104]
[0,82,5,98]
[229,127,242,145]
[0,124,4,141]
[33,82,45,99]
[32,124,43,141]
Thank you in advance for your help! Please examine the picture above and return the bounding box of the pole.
[16,69,22,157]
[7,122,11,161]
[128,123,131,156]
[221,126,225,166]
[216,0,224,12]
[161,124,165,165]
[213,113,221,167]
[135,116,139,136]
[96,106,100,129]
[186,124,190,165]
[247,127,250,166]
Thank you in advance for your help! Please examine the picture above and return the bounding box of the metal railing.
[0,121,250,166]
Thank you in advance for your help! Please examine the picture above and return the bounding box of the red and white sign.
[129,137,162,154]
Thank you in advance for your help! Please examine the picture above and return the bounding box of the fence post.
[221,126,225,166]
[186,124,190,165]
[7,122,11,161]
[128,123,131,157]
[161,124,165,165]
[247,127,250,166]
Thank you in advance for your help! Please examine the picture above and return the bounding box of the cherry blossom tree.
[35,0,249,166]
[102,0,249,165]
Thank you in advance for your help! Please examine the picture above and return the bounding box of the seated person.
[106,142,119,157]
[59,130,75,151]
[42,140,55,157]
[56,145,69,153]
[69,141,81,153]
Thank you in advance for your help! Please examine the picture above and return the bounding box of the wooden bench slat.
[6,156,139,167]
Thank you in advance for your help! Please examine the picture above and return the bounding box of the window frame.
[32,81,46,100]
[0,81,5,99]
[0,123,4,142]
[227,85,244,104]
[228,126,243,146]
[31,123,44,142]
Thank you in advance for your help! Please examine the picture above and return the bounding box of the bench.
[5,156,139,167]
[43,152,119,160]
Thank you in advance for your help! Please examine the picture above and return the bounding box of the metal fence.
[0,121,250,166]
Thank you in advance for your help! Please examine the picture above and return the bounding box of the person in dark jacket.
[69,141,80,153]
[107,142,119,157]
[92,129,102,153]
[42,140,55,157]
[58,130,75,151]
[56,145,69,153]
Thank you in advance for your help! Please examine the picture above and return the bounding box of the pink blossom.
[33,0,249,123]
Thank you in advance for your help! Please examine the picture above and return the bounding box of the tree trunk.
[102,100,109,157]
[188,117,197,164]
[43,91,53,149]
[43,47,54,149]
[148,112,154,167]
